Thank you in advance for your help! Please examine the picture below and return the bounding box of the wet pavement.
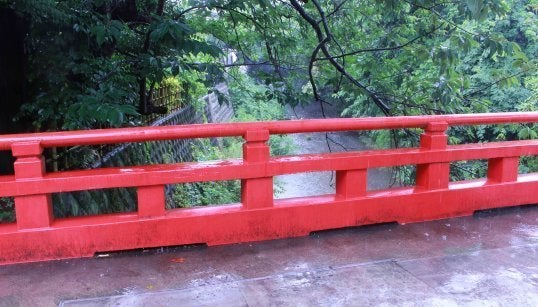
[0,204,537,306]
[1,103,537,306]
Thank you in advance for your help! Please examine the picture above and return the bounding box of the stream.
[275,102,392,199]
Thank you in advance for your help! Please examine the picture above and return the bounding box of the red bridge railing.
[1,112,537,264]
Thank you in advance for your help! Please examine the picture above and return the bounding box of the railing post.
[487,157,519,183]
[12,141,54,229]
[138,185,166,218]
[241,130,273,209]
[336,169,367,199]
[416,122,449,190]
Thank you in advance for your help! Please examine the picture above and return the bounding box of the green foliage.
[520,156,538,174]
[185,0,537,121]
[0,198,15,223]
[450,160,488,181]
[169,68,294,207]
[5,0,537,126]
[228,68,295,156]
[160,77,183,94]
[4,0,223,130]
[7,0,536,128]
[3,0,537,186]
[170,138,242,208]
[227,68,286,120]
[269,135,295,157]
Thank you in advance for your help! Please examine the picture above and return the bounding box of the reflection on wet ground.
[0,204,536,306]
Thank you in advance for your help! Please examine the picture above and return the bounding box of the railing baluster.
[416,122,449,190]
[241,130,273,209]
[138,185,166,218]
[336,169,367,199]
[487,157,519,183]
[11,141,53,229]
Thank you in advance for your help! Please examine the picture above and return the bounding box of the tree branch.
[308,36,332,117]
[316,25,441,61]
[403,0,477,37]
[289,0,391,114]
[323,0,350,21]
[463,67,535,98]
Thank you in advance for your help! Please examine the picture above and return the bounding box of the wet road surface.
[0,206,536,306]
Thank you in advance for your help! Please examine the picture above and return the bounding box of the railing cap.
[0,112,537,150]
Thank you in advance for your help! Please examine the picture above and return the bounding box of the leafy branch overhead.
[3,0,538,131]
[192,0,536,117]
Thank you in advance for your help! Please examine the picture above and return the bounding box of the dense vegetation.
[0,0,537,218]
[2,0,536,129]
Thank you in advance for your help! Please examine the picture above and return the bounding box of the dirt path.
[275,102,392,199]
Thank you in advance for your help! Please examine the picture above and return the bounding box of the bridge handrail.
[0,112,537,149]
[0,112,537,265]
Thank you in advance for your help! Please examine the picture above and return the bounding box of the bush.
[0,197,15,223]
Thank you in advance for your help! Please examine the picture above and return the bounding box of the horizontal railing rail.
[0,112,537,149]
[0,112,537,265]
[1,141,538,198]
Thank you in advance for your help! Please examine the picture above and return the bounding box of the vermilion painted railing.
[1,112,538,264]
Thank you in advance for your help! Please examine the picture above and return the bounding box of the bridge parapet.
[0,112,537,264]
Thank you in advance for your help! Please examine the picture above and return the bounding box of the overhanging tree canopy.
[2,0,537,131]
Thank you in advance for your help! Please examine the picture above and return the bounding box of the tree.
[3,0,223,130]
[3,0,537,131]
[187,0,536,118]
[185,0,537,178]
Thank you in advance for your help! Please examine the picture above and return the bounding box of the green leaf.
[91,25,106,47]
[518,126,537,140]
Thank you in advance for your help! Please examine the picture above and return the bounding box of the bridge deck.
[1,204,536,306]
